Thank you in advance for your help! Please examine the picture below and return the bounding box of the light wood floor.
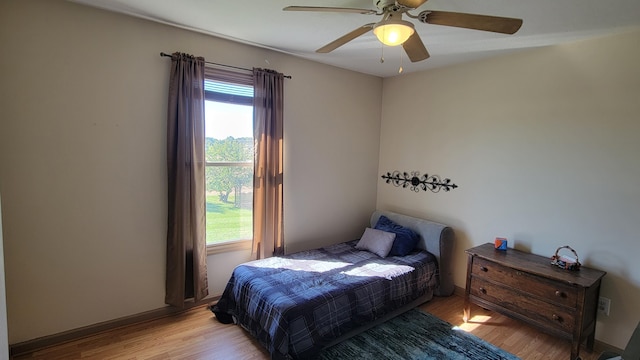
[13,293,609,360]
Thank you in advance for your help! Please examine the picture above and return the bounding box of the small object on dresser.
[494,237,508,251]
[551,245,581,271]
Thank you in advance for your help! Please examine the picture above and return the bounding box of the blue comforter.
[211,240,439,359]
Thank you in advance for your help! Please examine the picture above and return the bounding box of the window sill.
[207,239,252,255]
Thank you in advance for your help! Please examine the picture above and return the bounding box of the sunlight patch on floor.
[454,314,493,332]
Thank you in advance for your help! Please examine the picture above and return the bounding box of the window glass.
[204,79,254,245]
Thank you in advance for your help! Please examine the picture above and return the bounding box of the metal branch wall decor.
[381,171,458,193]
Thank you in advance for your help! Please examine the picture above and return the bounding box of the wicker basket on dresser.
[464,243,606,360]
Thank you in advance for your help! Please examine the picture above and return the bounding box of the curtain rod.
[160,52,291,79]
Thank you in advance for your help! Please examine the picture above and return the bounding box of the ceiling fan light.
[373,20,415,46]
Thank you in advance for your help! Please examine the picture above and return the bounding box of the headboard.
[371,210,455,297]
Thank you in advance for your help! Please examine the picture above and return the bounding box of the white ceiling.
[70,0,640,77]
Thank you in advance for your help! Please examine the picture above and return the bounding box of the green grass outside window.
[206,194,252,244]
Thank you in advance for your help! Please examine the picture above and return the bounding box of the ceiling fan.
[284,0,523,62]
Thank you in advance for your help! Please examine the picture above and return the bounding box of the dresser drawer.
[472,257,577,308]
[469,277,575,333]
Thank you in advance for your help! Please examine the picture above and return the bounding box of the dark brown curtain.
[165,52,208,307]
[252,68,285,259]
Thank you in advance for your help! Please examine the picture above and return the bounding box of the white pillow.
[355,228,396,258]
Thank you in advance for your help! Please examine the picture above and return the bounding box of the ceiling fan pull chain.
[380,41,385,63]
[399,47,404,73]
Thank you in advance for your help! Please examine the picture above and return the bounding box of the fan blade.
[397,0,428,9]
[283,6,377,15]
[316,24,374,53]
[424,11,522,34]
[402,32,430,62]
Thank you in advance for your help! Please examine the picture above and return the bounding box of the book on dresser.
[464,243,606,360]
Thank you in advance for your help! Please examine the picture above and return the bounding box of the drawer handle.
[479,287,487,294]
[552,314,563,322]
[555,290,566,298]
[480,266,488,272]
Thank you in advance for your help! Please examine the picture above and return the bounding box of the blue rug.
[319,309,520,360]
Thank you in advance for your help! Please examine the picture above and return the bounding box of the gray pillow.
[355,227,396,258]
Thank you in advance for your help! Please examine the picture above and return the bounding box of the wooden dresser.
[464,243,606,360]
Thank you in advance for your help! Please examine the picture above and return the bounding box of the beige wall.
[378,28,640,348]
[0,0,381,343]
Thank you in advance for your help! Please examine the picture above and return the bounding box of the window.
[204,77,254,252]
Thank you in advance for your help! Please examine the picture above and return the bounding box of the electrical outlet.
[598,296,611,316]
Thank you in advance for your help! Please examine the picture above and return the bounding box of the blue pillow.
[374,215,419,256]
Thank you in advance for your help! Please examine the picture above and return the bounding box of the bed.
[210,210,455,359]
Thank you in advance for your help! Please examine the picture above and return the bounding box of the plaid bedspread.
[211,240,438,359]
